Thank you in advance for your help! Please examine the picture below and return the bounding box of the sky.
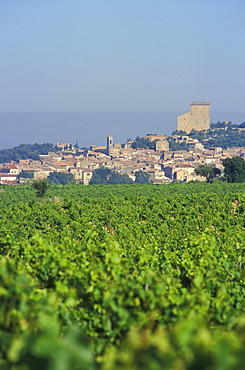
[1,1,245,148]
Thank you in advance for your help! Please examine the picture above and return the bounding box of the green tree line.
[89,168,150,185]
[172,121,245,149]
[195,156,245,183]
[0,143,54,163]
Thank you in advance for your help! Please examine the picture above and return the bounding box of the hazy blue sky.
[1,1,245,148]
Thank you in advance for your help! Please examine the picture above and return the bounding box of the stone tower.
[107,135,113,156]
[177,102,210,133]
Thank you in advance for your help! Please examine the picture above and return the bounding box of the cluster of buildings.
[0,102,244,185]
[1,135,245,185]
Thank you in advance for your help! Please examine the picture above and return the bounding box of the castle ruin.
[177,102,210,133]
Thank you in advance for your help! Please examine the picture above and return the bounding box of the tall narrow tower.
[107,135,113,156]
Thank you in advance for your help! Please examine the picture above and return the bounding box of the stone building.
[177,102,210,133]
[107,135,114,156]
[155,139,169,152]
[106,135,123,157]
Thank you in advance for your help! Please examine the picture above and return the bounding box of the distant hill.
[0,143,54,163]
[172,121,245,149]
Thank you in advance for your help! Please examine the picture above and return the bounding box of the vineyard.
[0,182,245,369]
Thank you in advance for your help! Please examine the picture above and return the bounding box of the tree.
[48,172,75,185]
[171,130,187,135]
[131,136,155,150]
[194,165,221,183]
[17,171,34,179]
[135,171,150,184]
[90,167,133,185]
[89,167,111,185]
[32,178,49,197]
[222,156,245,183]
[168,139,188,151]
[107,172,133,185]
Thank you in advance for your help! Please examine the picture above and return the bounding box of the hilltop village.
[1,102,245,185]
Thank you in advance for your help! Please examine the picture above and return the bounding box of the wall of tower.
[107,135,114,156]
[177,102,210,133]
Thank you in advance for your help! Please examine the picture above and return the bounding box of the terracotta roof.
[177,164,194,168]
[83,168,93,173]
[1,165,18,170]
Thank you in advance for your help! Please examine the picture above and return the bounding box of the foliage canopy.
[223,156,245,183]
[89,167,133,185]
[17,171,34,179]
[194,164,221,183]
[172,121,245,149]
[32,178,49,197]
[135,170,150,184]
[0,143,54,163]
[48,171,75,185]
[130,135,155,149]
